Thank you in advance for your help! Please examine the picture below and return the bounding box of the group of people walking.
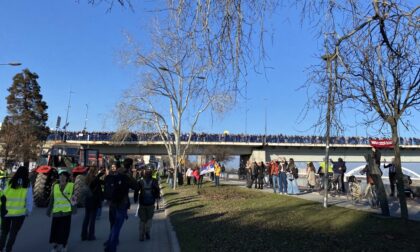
[0,161,161,252]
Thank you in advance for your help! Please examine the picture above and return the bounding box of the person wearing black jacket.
[331,158,347,193]
[104,162,138,252]
[256,161,265,189]
[137,169,160,241]
[81,167,104,241]
[384,158,397,197]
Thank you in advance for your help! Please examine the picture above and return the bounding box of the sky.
[1,1,419,138]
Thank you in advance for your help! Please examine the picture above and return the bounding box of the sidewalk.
[224,180,420,221]
[12,196,180,252]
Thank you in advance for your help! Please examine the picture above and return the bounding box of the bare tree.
[339,1,419,219]
[116,0,277,189]
[302,0,419,219]
[117,19,233,189]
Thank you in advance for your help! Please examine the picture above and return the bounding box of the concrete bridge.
[47,139,420,163]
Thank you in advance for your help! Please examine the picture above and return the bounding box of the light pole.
[63,89,74,142]
[0,62,21,66]
[83,104,89,132]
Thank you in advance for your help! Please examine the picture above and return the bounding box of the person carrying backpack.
[104,161,137,252]
[137,169,160,241]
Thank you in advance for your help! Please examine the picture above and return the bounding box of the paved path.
[225,180,420,221]
[11,197,179,252]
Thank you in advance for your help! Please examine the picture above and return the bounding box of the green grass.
[164,182,420,252]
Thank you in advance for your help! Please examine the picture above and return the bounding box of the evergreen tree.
[0,69,49,166]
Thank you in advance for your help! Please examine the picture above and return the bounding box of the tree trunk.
[373,174,390,216]
[391,124,409,219]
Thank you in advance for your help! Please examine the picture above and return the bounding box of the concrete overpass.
[47,140,420,163]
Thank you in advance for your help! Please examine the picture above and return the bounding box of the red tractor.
[32,143,102,207]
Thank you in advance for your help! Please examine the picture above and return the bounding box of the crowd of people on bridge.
[47,131,420,146]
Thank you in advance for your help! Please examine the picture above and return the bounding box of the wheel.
[74,174,87,207]
[33,173,53,207]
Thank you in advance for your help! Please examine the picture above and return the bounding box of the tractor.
[32,142,102,207]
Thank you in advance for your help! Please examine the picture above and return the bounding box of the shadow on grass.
[166,195,200,209]
[169,186,420,252]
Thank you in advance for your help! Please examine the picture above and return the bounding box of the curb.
[161,187,181,252]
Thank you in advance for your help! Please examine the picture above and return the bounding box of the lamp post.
[63,89,74,142]
[0,62,21,66]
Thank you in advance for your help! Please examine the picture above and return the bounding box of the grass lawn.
[163,182,420,252]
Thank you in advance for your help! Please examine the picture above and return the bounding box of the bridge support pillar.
[250,150,267,163]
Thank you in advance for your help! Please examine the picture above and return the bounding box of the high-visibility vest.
[319,162,333,173]
[52,183,74,214]
[4,186,28,216]
[152,170,158,179]
[214,163,221,176]
[0,170,6,179]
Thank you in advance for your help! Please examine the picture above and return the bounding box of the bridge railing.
[47,131,420,146]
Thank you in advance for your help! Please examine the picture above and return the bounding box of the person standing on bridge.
[47,170,76,252]
[0,166,33,252]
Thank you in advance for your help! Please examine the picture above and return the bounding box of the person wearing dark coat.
[256,162,265,189]
[81,167,104,241]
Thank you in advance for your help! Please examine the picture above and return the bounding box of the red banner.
[369,139,393,148]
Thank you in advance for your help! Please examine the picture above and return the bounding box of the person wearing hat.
[0,166,33,252]
[47,169,76,252]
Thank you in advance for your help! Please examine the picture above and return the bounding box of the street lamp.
[0,62,21,66]
[158,66,206,79]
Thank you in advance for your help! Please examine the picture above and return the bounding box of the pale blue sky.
[1,1,418,137]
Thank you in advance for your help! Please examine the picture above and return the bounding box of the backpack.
[139,179,157,206]
[104,174,128,202]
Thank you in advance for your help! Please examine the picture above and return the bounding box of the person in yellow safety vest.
[0,166,33,252]
[151,169,158,180]
[318,159,333,175]
[47,170,75,252]
[214,161,221,187]
[318,159,333,191]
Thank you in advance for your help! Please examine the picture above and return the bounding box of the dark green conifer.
[0,69,49,166]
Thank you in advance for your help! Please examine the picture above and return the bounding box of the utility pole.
[63,89,73,142]
[264,98,267,136]
[321,33,337,208]
[83,104,89,131]
[245,84,248,135]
